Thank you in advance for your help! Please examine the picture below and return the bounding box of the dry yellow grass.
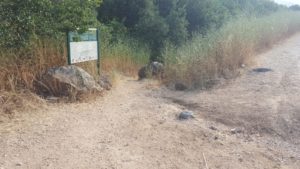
[101,57,143,77]
[0,37,149,114]
[0,91,45,118]
[0,39,66,92]
[164,11,300,89]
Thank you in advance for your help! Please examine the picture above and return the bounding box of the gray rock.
[178,111,194,120]
[252,68,272,73]
[46,65,102,92]
[98,75,112,90]
[16,162,22,166]
[138,66,148,80]
[150,61,164,76]
[138,62,164,80]
[230,128,243,134]
[209,126,218,131]
[175,83,188,91]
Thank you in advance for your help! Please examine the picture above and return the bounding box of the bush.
[0,0,100,48]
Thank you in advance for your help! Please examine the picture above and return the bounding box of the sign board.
[67,28,99,64]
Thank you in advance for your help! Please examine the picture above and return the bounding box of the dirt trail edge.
[1,34,300,169]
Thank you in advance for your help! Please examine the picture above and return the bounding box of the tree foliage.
[0,0,101,47]
[97,0,282,61]
[0,0,285,61]
[98,0,188,61]
[290,5,300,11]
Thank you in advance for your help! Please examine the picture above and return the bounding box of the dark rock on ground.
[175,83,188,91]
[178,111,194,120]
[230,128,244,134]
[252,68,273,73]
[150,62,164,76]
[209,126,218,131]
[98,74,112,90]
[138,66,148,80]
[138,62,164,80]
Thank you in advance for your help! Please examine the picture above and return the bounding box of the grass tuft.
[101,39,150,76]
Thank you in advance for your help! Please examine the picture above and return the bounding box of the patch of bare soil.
[163,34,300,168]
[1,34,300,169]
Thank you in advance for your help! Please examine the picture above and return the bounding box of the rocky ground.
[1,34,300,169]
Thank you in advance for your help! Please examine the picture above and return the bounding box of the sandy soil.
[1,34,300,169]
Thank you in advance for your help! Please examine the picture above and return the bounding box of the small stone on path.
[178,111,194,120]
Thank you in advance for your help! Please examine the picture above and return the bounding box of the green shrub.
[0,0,100,48]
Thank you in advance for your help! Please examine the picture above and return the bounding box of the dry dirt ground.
[1,34,300,169]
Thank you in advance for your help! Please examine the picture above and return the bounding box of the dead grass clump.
[101,57,142,76]
[101,40,150,76]
[0,39,66,92]
[0,91,45,119]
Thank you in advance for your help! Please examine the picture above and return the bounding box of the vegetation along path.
[1,34,300,169]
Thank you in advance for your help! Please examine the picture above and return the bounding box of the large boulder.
[138,61,164,80]
[47,65,102,92]
[38,65,102,97]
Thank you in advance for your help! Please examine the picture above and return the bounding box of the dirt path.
[1,34,300,169]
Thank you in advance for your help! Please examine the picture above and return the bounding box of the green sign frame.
[67,28,100,75]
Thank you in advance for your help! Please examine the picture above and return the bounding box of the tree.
[290,5,300,11]
[0,0,101,48]
[159,0,188,46]
[98,0,188,61]
[134,0,168,61]
[97,0,282,61]
[139,0,187,60]
[186,0,230,33]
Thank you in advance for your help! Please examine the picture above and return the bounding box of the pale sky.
[274,0,300,6]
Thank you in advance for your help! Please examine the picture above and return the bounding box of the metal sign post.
[67,28,100,75]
